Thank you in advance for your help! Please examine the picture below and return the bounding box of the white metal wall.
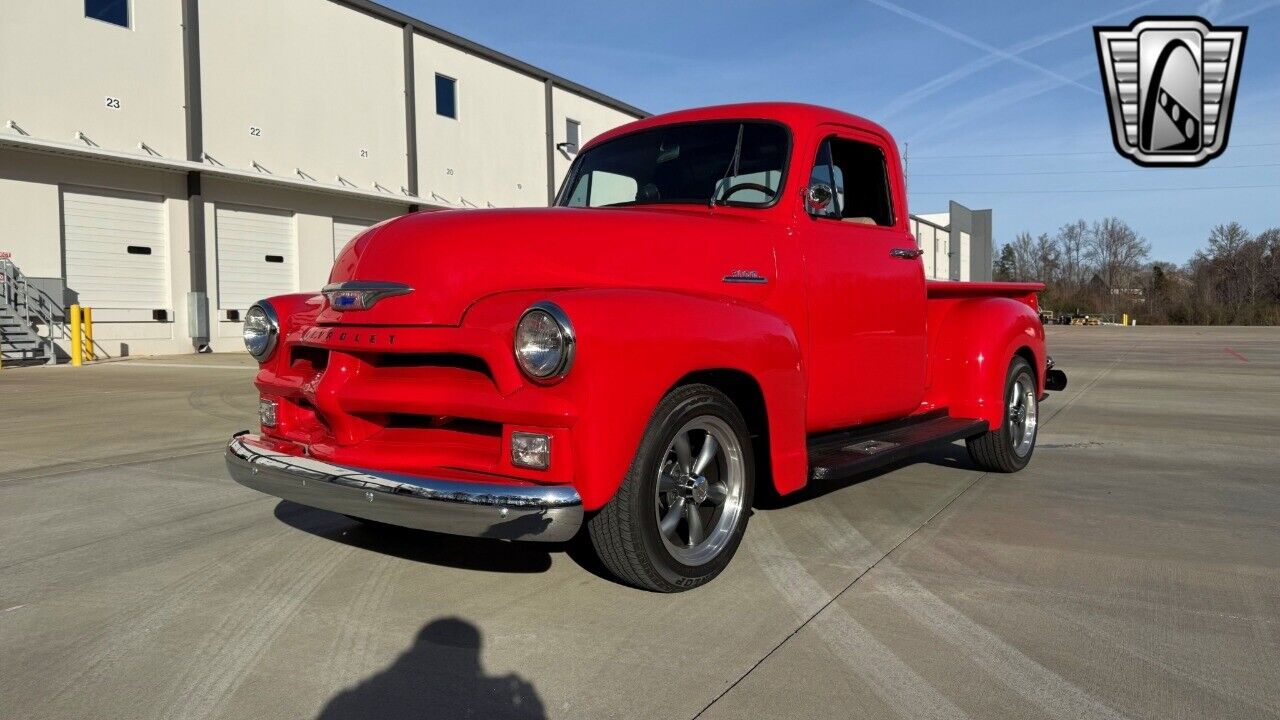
[198,0,409,194]
[0,0,187,159]
[0,0,643,356]
[911,217,955,281]
[214,205,297,311]
[413,35,548,208]
[62,187,170,310]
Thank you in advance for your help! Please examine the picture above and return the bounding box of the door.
[62,187,170,310]
[215,205,297,311]
[801,130,926,430]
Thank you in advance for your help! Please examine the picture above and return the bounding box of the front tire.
[966,355,1038,472]
[588,384,755,592]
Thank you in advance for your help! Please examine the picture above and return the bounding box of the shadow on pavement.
[316,617,546,720]
[273,501,554,574]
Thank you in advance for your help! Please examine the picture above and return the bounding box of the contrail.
[861,0,1100,95]
[878,0,1158,122]
[898,0,1280,146]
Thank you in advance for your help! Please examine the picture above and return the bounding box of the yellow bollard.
[83,306,95,361]
[70,304,83,367]
[1121,313,1129,327]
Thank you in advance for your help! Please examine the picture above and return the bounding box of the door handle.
[890,247,924,259]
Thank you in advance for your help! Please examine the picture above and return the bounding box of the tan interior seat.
[842,217,877,225]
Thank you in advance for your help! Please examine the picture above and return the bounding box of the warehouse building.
[1,0,991,362]
[911,201,994,282]
[1,0,644,358]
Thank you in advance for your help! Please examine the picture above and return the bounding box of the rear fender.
[927,296,1044,429]
[466,289,808,509]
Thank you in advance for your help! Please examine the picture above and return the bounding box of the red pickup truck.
[227,102,1066,591]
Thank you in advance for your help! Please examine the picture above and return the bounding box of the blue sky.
[386,0,1280,263]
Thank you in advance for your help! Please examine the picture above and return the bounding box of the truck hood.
[319,206,778,326]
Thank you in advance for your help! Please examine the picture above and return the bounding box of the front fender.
[465,289,807,510]
[928,296,1044,429]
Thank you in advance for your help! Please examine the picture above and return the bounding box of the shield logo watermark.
[1094,16,1247,167]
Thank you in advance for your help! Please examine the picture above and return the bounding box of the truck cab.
[226,102,1067,592]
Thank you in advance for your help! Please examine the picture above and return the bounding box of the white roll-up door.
[333,218,373,259]
[62,188,169,310]
[215,205,297,310]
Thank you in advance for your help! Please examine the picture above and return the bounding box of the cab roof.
[585,102,893,151]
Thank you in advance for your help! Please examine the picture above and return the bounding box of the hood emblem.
[322,281,413,312]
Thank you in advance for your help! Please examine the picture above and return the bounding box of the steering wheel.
[719,182,776,201]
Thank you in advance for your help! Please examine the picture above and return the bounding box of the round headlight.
[514,302,574,382]
[243,302,279,361]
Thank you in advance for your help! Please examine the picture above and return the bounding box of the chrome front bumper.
[225,433,583,542]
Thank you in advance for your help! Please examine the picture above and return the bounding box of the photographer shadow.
[316,617,545,720]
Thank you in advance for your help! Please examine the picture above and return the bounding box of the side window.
[565,119,581,153]
[564,170,638,208]
[809,137,895,226]
[85,0,129,27]
[435,74,457,119]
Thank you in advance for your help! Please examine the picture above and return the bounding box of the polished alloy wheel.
[1008,373,1038,457]
[654,415,746,566]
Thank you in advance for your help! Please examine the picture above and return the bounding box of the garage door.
[332,218,373,259]
[215,205,297,310]
[62,188,169,310]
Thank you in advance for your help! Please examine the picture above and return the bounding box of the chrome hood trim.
[321,281,413,312]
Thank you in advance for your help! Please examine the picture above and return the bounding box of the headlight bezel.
[514,301,575,383]
[243,301,280,362]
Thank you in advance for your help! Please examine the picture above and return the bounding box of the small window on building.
[565,119,581,153]
[435,75,457,119]
[85,0,129,27]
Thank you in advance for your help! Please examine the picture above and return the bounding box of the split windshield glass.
[558,121,789,208]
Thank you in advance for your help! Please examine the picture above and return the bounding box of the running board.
[807,412,988,481]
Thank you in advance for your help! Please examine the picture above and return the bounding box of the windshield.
[557,121,789,208]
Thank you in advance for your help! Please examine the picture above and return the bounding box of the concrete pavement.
[1,327,1277,719]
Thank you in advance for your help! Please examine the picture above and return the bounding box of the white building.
[909,201,993,282]
[0,0,644,358]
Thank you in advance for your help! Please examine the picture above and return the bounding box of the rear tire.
[966,356,1038,473]
[588,384,755,592]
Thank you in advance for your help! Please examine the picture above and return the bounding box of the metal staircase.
[1,258,59,365]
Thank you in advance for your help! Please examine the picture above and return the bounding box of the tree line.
[994,219,1280,325]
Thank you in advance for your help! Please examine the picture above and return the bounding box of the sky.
[385,0,1280,264]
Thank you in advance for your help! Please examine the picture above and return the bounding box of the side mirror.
[805,183,833,214]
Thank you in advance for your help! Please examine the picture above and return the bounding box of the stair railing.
[1,257,63,363]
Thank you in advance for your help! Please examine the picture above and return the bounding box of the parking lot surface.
[1,326,1277,720]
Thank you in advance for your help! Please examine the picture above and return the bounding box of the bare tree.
[1055,219,1089,288]
[1032,233,1059,284]
[1259,228,1280,303]
[1207,221,1251,256]
[1203,222,1257,311]
[1010,232,1036,281]
[1088,217,1150,290]
[1009,218,1279,325]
